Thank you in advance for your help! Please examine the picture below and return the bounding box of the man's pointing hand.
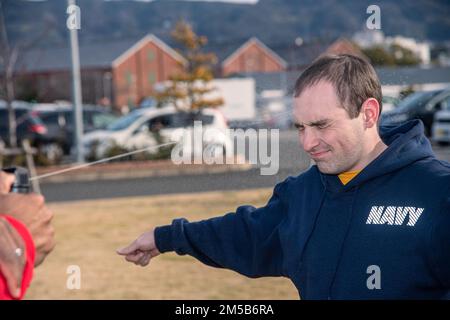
[117,229,161,267]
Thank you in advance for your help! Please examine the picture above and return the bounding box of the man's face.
[293,81,366,174]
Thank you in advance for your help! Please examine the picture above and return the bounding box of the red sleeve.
[0,215,36,300]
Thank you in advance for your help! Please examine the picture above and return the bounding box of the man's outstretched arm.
[117,178,290,278]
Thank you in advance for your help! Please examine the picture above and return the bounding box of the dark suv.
[381,89,447,136]
[0,106,53,148]
[34,105,118,155]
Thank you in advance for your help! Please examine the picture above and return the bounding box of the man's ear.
[361,98,381,129]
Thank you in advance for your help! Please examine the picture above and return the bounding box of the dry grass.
[26,188,298,300]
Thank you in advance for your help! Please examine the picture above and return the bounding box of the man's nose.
[300,128,320,152]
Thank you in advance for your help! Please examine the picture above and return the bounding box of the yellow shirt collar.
[338,170,362,185]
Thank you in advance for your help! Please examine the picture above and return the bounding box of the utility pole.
[67,0,84,163]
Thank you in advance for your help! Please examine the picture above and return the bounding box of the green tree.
[362,46,395,66]
[391,44,421,66]
[362,44,421,67]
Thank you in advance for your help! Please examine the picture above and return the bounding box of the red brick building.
[12,34,186,109]
[221,37,287,76]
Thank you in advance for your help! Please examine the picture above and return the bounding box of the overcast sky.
[178,0,258,2]
[126,0,259,3]
[23,0,259,3]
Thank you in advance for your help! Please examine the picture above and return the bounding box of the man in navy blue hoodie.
[117,54,450,299]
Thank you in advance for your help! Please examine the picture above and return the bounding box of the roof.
[14,39,138,73]
[208,38,353,69]
[271,38,368,69]
[11,35,360,74]
[240,66,450,95]
[112,34,187,68]
[376,66,450,86]
[201,38,255,64]
[221,37,287,68]
[12,34,186,73]
[271,41,331,68]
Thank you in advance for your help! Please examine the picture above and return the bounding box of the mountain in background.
[2,0,450,49]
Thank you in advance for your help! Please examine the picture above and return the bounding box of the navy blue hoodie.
[155,120,450,299]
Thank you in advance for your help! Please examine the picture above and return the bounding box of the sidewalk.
[35,155,253,184]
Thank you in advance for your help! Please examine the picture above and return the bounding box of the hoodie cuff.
[154,225,174,253]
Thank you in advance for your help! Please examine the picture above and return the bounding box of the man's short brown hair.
[294,54,382,118]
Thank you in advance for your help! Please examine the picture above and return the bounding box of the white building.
[352,30,385,48]
[352,30,431,66]
[385,36,430,65]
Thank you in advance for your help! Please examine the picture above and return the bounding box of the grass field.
[26,188,298,300]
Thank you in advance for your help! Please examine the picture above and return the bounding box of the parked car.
[32,104,118,156]
[82,106,232,160]
[228,119,265,130]
[381,95,400,113]
[0,104,64,161]
[381,89,450,136]
[432,94,450,146]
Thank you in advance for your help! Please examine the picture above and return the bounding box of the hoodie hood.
[321,119,435,191]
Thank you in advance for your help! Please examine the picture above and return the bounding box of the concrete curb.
[36,156,254,184]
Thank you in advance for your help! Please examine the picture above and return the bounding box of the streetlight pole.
[68,0,84,163]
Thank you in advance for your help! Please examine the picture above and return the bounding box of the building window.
[148,50,155,62]
[148,72,156,84]
[126,71,133,85]
[127,97,134,107]
[245,57,257,70]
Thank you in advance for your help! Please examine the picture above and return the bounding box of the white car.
[431,91,450,146]
[82,106,233,160]
[381,95,400,113]
[432,110,450,146]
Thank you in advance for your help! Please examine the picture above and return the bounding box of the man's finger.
[139,254,152,267]
[117,241,140,256]
[0,172,15,195]
[137,252,150,266]
[124,251,144,263]
[0,262,20,298]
